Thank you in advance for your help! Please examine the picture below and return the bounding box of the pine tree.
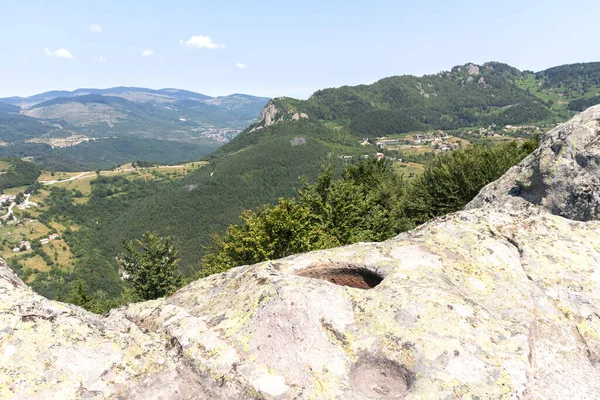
[119,232,182,300]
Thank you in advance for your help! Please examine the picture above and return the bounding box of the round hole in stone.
[294,263,383,290]
[350,357,413,398]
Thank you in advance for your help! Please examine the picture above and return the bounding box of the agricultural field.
[393,161,426,179]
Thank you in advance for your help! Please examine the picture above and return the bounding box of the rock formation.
[251,100,308,132]
[259,101,279,127]
[468,105,600,221]
[2,107,600,399]
[466,63,480,76]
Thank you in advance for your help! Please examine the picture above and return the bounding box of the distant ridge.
[0,87,267,108]
[0,87,270,169]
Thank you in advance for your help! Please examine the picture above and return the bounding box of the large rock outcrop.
[468,104,600,220]
[2,107,600,399]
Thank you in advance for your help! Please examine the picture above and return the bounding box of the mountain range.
[0,87,270,169]
[2,62,600,170]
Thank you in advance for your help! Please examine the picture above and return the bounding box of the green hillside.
[22,120,349,300]
[255,62,600,138]
[515,62,600,112]
[0,109,56,143]
[249,62,564,140]
[0,157,41,191]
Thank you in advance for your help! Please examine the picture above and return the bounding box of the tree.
[69,279,92,309]
[201,159,410,275]
[119,232,182,300]
[403,139,536,224]
[15,192,25,204]
[202,198,337,275]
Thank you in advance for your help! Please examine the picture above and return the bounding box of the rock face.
[468,104,600,221]
[466,63,480,76]
[2,107,600,399]
[259,101,279,127]
[252,100,308,132]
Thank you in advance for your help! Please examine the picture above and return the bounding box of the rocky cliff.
[2,107,600,399]
[250,99,308,132]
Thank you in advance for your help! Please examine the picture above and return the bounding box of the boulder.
[468,104,600,221]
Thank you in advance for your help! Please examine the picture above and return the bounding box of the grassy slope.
[515,62,600,114]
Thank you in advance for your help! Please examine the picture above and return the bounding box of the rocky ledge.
[2,106,600,399]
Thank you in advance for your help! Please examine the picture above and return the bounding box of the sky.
[1,0,599,99]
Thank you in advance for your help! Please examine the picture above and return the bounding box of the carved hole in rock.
[350,357,413,398]
[295,263,383,289]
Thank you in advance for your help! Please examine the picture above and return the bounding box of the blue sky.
[1,0,599,99]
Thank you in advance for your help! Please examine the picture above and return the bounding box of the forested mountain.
[0,87,269,170]
[243,62,600,140]
[0,138,221,172]
[245,62,600,140]
[8,60,600,305]
[0,157,41,191]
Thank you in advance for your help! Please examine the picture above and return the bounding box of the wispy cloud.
[89,24,103,33]
[94,56,107,63]
[43,48,74,60]
[141,49,154,57]
[236,62,247,69]
[180,36,225,50]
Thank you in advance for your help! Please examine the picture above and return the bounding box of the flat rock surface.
[2,106,600,399]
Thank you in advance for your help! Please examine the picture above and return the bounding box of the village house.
[48,233,60,241]
[413,134,425,144]
[376,137,400,148]
[0,195,15,205]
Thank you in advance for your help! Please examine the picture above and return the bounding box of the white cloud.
[236,62,247,69]
[94,56,107,63]
[43,48,74,59]
[180,36,225,50]
[141,49,154,57]
[89,24,103,33]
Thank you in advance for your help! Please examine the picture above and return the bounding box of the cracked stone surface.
[468,104,600,221]
[2,106,600,398]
